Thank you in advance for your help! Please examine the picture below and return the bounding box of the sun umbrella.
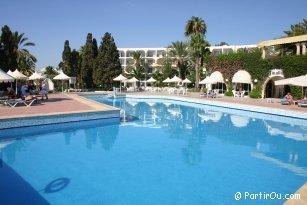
[275,74,307,96]
[113,74,127,93]
[7,70,13,77]
[9,69,28,94]
[275,74,307,87]
[29,71,45,80]
[127,77,139,91]
[53,71,70,92]
[146,77,157,83]
[127,77,139,83]
[163,77,171,83]
[169,75,182,83]
[0,69,15,83]
[182,78,191,84]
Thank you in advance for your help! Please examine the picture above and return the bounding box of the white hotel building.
[118,44,257,72]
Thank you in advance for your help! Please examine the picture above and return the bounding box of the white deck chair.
[240,90,246,98]
[5,99,36,107]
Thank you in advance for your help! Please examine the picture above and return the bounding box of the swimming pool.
[0,95,306,205]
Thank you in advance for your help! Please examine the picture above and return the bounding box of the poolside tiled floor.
[0,93,117,119]
[129,91,307,113]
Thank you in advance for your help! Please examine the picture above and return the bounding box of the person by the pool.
[41,80,48,100]
[282,92,293,104]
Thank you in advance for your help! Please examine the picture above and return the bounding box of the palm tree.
[184,16,207,88]
[189,35,210,86]
[12,32,36,74]
[125,51,145,86]
[184,16,207,37]
[132,51,143,71]
[284,19,307,36]
[169,41,188,79]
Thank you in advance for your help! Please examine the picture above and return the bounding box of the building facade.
[118,44,257,72]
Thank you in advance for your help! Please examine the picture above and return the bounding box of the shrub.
[224,87,233,96]
[290,86,303,100]
[249,87,261,98]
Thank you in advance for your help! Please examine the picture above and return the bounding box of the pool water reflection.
[0,95,306,205]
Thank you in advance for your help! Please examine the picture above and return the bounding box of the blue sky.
[1,0,306,69]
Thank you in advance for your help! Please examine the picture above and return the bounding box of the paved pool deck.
[0,93,118,120]
[126,91,307,113]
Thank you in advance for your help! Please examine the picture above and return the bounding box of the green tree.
[0,25,18,71]
[92,38,98,58]
[125,51,145,79]
[215,42,229,46]
[168,41,188,79]
[94,32,121,89]
[12,31,36,75]
[62,40,72,76]
[184,16,208,88]
[188,34,210,88]
[284,19,307,36]
[70,49,80,78]
[0,25,36,74]
[80,33,95,88]
[44,65,58,78]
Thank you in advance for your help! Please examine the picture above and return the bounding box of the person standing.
[41,80,48,100]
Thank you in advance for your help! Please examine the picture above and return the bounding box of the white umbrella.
[127,77,139,83]
[169,75,182,83]
[127,77,139,91]
[275,74,307,87]
[275,74,307,96]
[182,78,191,84]
[0,69,15,83]
[113,74,127,93]
[9,69,28,94]
[146,77,157,83]
[29,71,45,80]
[7,70,13,77]
[53,71,70,92]
[163,77,171,83]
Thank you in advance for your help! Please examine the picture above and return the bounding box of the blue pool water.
[0,95,307,205]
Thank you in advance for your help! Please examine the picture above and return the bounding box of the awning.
[232,70,252,84]
[275,74,307,87]
[199,76,213,84]
[210,71,224,83]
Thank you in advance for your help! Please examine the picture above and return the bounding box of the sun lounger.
[298,102,307,107]
[281,99,291,105]
[4,99,36,107]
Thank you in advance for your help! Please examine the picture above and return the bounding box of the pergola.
[257,34,307,58]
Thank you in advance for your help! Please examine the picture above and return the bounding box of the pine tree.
[92,38,98,58]
[94,32,122,89]
[70,49,80,77]
[62,40,72,76]
[80,33,95,88]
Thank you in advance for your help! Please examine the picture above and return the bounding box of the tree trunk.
[195,57,200,89]
[177,62,181,79]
